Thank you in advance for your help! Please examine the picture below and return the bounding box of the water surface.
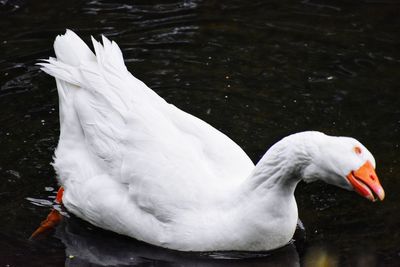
[0,0,399,266]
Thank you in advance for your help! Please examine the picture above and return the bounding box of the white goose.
[39,30,385,252]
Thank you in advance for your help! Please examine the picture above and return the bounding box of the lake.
[0,0,399,266]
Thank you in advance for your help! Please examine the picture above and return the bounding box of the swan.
[38,30,385,252]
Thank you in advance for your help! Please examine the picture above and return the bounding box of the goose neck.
[243,133,317,196]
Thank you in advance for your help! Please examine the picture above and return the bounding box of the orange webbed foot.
[30,209,62,239]
[30,186,65,239]
[56,186,64,204]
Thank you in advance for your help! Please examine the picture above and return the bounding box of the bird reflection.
[54,215,304,267]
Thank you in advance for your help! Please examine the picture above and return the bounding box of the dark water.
[0,0,399,266]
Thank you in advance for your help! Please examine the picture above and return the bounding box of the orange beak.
[346,161,385,201]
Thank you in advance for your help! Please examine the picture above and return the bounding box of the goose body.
[40,30,384,251]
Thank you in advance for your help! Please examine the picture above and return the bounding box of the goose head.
[302,133,385,201]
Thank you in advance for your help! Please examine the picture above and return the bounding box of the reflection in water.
[57,215,301,267]
[304,247,338,267]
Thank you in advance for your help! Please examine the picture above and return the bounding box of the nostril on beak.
[370,174,375,181]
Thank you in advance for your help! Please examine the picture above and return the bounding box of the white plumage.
[40,30,383,251]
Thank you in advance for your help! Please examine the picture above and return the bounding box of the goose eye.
[354,146,362,155]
